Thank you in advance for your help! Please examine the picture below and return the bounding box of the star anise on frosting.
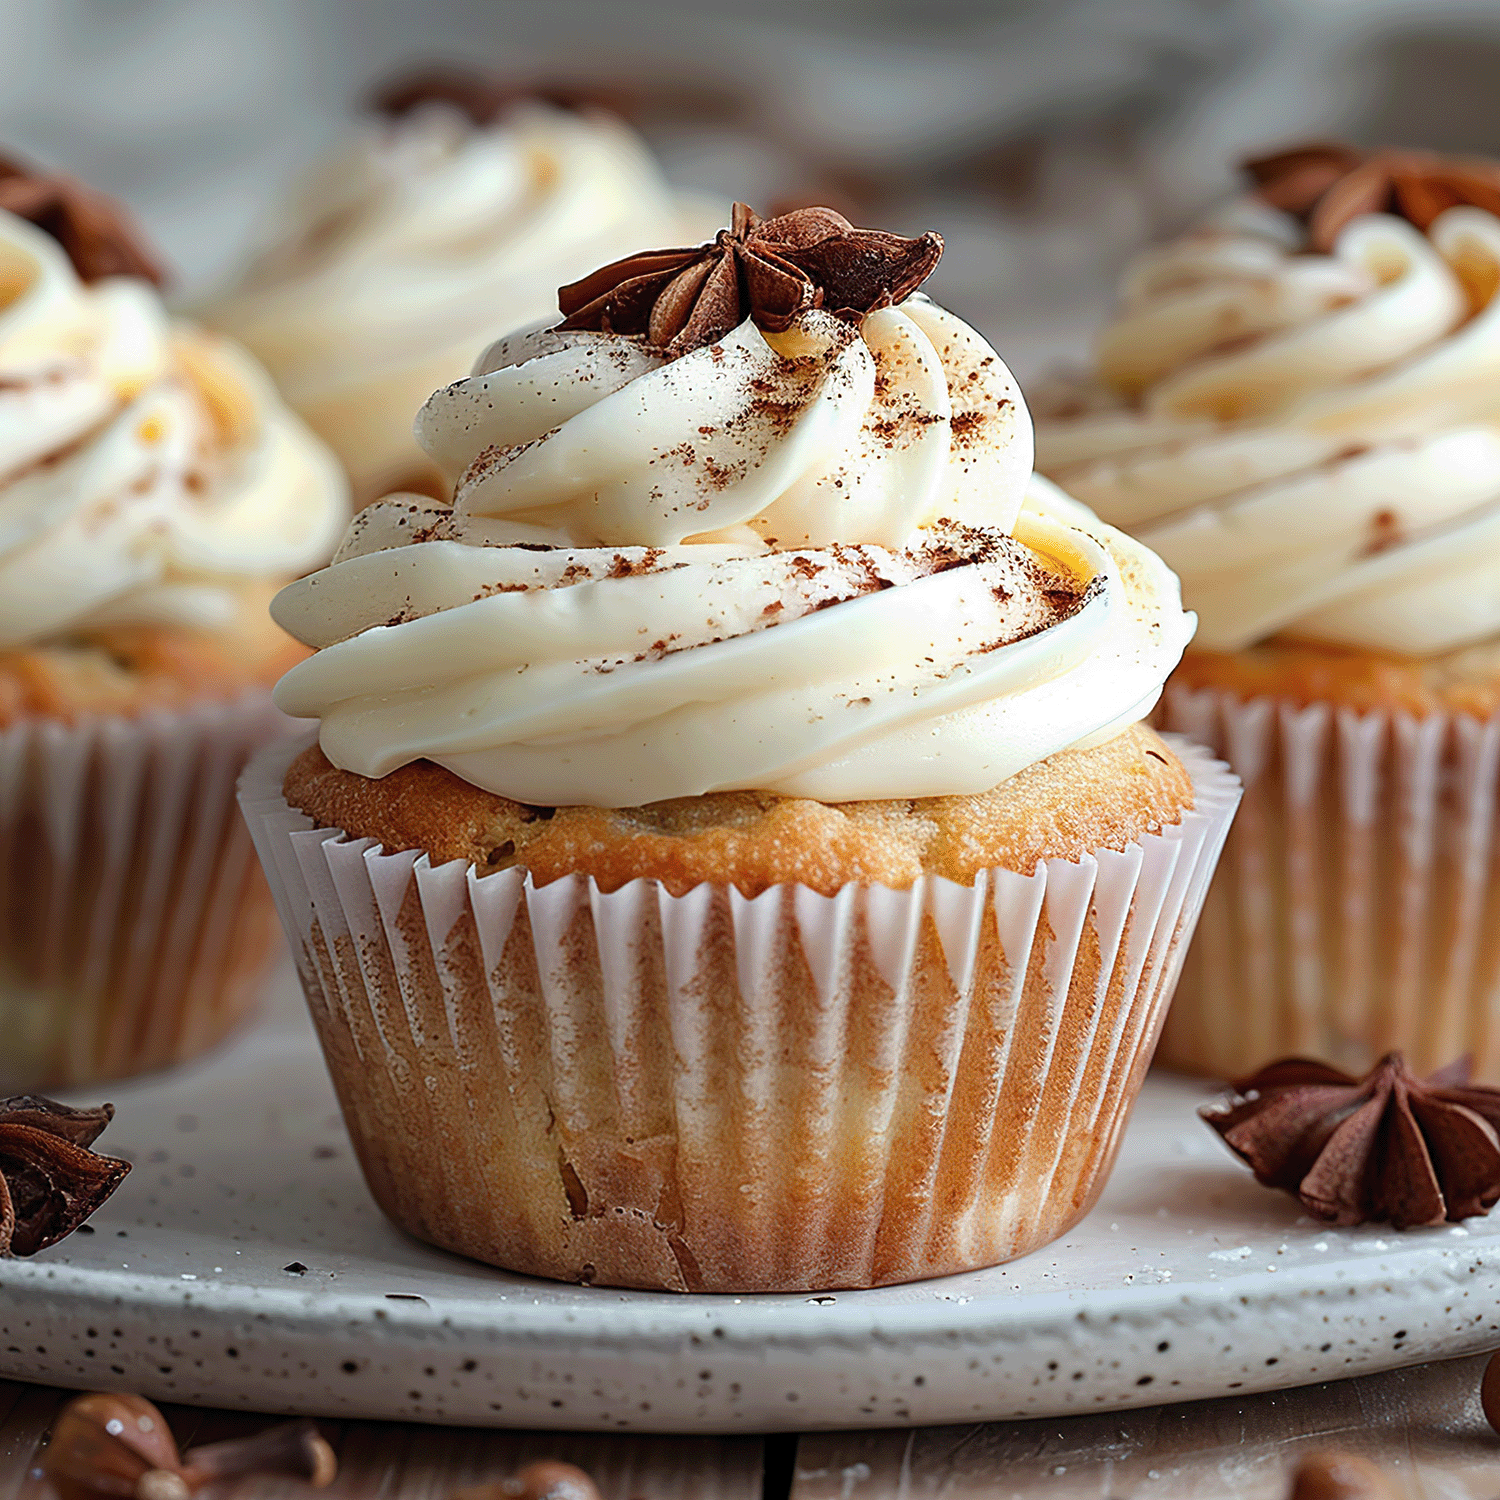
[1244,141,1500,253]
[0,1096,131,1256]
[556,201,944,356]
[0,156,165,285]
[1202,1053,1500,1229]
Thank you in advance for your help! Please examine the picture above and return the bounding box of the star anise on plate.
[0,1096,131,1256]
[1244,141,1500,253]
[1201,1053,1500,1229]
[0,156,165,285]
[556,201,944,356]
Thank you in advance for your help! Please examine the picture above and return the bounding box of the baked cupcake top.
[1034,144,1500,659]
[0,165,347,653]
[272,204,1194,808]
[200,82,721,500]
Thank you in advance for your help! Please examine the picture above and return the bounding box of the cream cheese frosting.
[1034,197,1500,656]
[0,211,347,650]
[200,103,724,502]
[272,293,1193,807]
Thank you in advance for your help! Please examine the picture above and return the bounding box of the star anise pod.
[453,1460,601,1500]
[556,201,944,356]
[1244,141,1500,253]
[0,156,165,285]
[0,1095,131,1256]
[1286,1451,1397,1500]
[1201,1053,1500,1229]
[44,1391,335,1500]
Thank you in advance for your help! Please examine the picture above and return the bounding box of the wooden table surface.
[4,1355,1500,1500]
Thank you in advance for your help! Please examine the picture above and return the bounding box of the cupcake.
[201,71,725,507]
[1034,143,1500,1081]
[0,157,348,1089]
[238,204,1238,1293]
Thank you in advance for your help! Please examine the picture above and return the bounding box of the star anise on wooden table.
[43,1391,335,1500]
[0,156,165,284]
[453,1460,601,1500]
[1201,1053,1500,1229]
[1286,1450,1397,1499]
[556,201,943,356]
[1244,141,1500,252]
[0,1095,131,1255]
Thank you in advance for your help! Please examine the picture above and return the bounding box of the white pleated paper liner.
[0,693,289,1091]
[1161,683,1500,1082]
[239,732,1240,1294]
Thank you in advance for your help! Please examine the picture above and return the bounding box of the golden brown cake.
[1034,143,1500,1080]
[239,205,1239,1292]
[284,722,1194,892]
[0,158,348,1090]
[1174,637,1500,719]
[0,582,302,727]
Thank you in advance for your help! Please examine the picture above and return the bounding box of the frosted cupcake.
[0,158,348,1088]
[239,205,1238,1293]
[1034,143,1500,1081]
[201,72,723,506]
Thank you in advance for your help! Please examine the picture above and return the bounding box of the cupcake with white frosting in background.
[200,67,726,507]
[1034,142,1500,1083]
[0,154,348,1089]
[238,204,1239,1293]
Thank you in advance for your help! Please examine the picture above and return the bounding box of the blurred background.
[9,0,1500,381]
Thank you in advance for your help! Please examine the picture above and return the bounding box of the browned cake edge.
[0,580,304,727]
[1175,638,1500,718]
[283,721,1195,895]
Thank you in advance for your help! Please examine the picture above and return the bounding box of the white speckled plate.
[3,966,1499,1433]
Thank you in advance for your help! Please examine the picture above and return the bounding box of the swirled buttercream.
[1035,197,1500,655]
[272,293,1193,807]
[201,104,723,501]
[0,211,347,650]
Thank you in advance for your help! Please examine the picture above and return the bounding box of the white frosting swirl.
[0,211,347,650]
[1035,199,1500,655]
[273,295,1191,807]
[201,104,722,500]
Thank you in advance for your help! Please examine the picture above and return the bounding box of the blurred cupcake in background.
[0,153,348,1089]
[1033,143,1500,1082]
[240,204,1239,1293]
[200,67,726,506]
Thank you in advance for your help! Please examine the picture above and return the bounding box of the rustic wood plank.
[792,1355,1500,1499]
[0,1384,764,1500]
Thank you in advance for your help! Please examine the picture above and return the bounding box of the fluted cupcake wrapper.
[0,694,289,1091]
[239,733,1239,1293]
[1161,684,1500,1082]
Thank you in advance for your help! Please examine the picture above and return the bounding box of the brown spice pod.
[42,1393,185,1500]
[1287,1450,1398,1499]
[1481,1350,1500,1436]
[42,1393,337,1500]
[180,1420,336,1490]
[453,1460,602,1500]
